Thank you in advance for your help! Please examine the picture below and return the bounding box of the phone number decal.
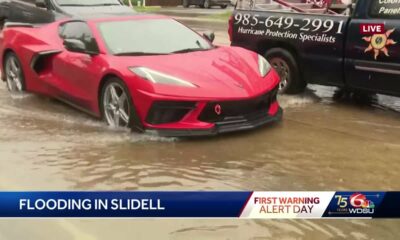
[234,13,345,44]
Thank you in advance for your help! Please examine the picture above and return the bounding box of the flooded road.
[0,81,399,239]
[1,14,400,240]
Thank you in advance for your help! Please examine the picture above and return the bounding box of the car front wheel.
[4,52,25,93]
[100,77,141,131]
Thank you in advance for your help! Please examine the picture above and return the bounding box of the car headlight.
[258,55,271,77]
[129,67,197,88]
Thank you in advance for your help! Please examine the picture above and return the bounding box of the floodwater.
[0,81,399,239]
[0,16,400,240]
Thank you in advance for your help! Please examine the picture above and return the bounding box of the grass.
[133,6,162,12]
[202,10,233,21]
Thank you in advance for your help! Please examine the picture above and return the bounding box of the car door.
[52,21,103,111]
[345,0,400,96]
[9,0,54,23]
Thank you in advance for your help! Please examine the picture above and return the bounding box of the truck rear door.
[231,1,350,88]
[345,0,400,96]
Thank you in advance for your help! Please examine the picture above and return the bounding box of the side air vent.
[30,50,61,74]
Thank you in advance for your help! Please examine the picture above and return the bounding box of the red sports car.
[0,15,282,136]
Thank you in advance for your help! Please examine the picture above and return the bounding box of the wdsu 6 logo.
[335,193,375,214]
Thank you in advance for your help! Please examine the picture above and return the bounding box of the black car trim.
[30,50,62,74]
[355,65,400,75]
[354,60,400,75]
[151,107,283,137]
[146,101,197,125]
[198,85,279,123]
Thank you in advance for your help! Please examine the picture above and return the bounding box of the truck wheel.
[265,48,306,94]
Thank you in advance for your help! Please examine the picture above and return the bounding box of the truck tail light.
[228,14,233,42]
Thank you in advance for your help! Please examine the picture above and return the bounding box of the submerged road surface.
[0,82,399,239]
[0,17,400,240]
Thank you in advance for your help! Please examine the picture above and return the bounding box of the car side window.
[369,1,400,19]
[59,21,99,52]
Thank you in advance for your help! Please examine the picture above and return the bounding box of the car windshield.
[97,19,214,56]
[55,0,121,6]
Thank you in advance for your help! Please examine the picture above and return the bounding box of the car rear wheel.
[100,77,141,131]
[204,0,211,8]
[183,0,190,8]
[4,52,25,93]
[265,48,306,94]
[0,18,5,31]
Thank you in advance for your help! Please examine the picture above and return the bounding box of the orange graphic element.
[363,28,397,60]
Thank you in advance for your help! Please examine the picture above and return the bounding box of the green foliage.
[203,11,232,21]
[122,0,139,6]
[133,6,162,12]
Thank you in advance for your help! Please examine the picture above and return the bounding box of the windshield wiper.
[59,4,85,6]
[88,3,120,6]
[114,52,168,56]
[60,3,120,6]
[171,48,208,54]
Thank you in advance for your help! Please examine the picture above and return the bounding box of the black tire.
[4,51,26,92]
[265,48,306,94]
[199,4,205,8]
[203,0,211,8]
[183,0,190,8]
[0,18,5,31]
[100,77,143,132]
[220,4,228,8]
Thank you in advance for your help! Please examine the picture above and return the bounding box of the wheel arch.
[97,73,144,132]
[257,40,305,83]
[257,40,300,65]
[97,73,120,114]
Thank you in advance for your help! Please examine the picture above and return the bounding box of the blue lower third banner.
[0,192,399,218]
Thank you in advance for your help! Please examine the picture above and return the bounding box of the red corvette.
[0,15,282,136]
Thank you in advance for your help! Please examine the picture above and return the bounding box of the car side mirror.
[35,0,47,8]
[64,39,100,55]
[203,31,215,43]
[63,39,87,53]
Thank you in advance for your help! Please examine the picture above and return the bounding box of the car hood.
[115,47,278,99]
[60,5,135,16]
